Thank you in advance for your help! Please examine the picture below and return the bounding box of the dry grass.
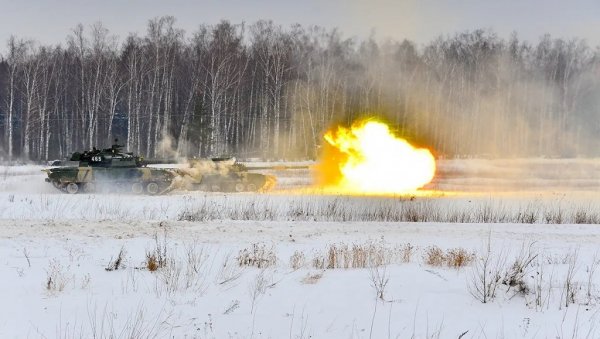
[60,303,170,339]
[45,259,67,293]
[301,272,323,284]
[80,273,91,289]
[216,253,244,286]
[175,197,600,224]
[105,246,126,271]
[574,209,600,224]
[146,253,159,272]
[401,243,415,263]
[317,242,388,269]
[532,256,552,311]
[154,230,169,265]
[501,242,538,296]
[145,230,169,272]
[290,250,306,270]
[464,239,590,308]
[237,243,277,268]
[248,269,271,314]
[312,254,326,270]
[309,242,475,270]
[144,245,212,297]
[423,246,474,268]
[585,253,600,306]
[562,250,579,308]
[423,246,446,266]
[8,190,600,224]
[369,265,389,300]
[468,235,508,304]
[544,207,564,224]
[446,248,475,268]
[223,300,240,315]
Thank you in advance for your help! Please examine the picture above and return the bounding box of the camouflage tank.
[44,142,176,195]
[174,157,277,192]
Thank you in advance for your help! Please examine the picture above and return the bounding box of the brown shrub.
[423,246,446,266]
[446,248,475,268]
[146,253,158,272]
[326,244,340,269]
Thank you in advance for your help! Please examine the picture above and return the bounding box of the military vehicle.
[44,142,176,195]
[173,157,277,192]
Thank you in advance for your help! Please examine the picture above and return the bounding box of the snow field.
[1,220,600,338]
[2,160,600,338]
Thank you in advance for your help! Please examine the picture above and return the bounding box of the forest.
[0,16,599,161]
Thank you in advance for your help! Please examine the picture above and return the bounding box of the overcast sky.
[1,0,599,51]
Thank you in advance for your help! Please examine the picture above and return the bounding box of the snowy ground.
[1,160,600,338]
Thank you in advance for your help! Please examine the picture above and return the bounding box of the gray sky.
[1,0,599,51]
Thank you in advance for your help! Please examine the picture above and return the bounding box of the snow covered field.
[1,160,600,338]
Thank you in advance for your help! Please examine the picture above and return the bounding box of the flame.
[318,120,436,194]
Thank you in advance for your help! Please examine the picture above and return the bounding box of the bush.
[446,248,475,268]
[145,231,168,271]
[45,259,67,293]
[423,246,446,266]
[290,251,306,270]
[401,243,414,263]
[237,243,277,268]
[146,253,159,272]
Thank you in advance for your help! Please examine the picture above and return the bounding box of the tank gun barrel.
[242,164,311,171]
[143,158,182,165]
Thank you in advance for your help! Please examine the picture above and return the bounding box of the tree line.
[1,17,599,161]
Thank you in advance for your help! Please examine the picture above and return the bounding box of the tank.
[44,142,176,195]
[174,157,277,192]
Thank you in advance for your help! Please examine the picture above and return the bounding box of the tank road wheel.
[247,183,257,192]
[234,182,245,192]
[146,182,160,195]
[82,182,96,193]
[210,184,221,192]
[66,182,79,194]
[131,182,144,194]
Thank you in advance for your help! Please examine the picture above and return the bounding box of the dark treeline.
[1,17,599,161]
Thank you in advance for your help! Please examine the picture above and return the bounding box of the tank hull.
[184,172,276,192]
[45,166,175,194]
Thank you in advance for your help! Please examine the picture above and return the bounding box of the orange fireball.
[318,120,436,194]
